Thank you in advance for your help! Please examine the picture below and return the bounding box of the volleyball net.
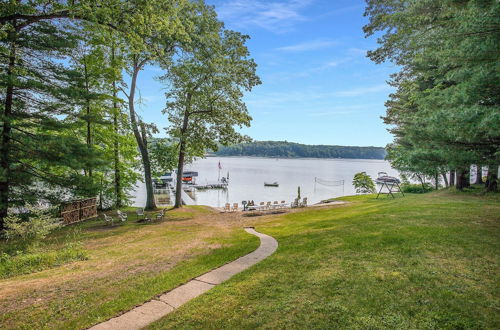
[314,177,345,187]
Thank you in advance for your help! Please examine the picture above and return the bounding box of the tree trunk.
[83,58,93,177]
[449,170,455,187]
[456,168,470,190]
[127,58,155,210]
[174,107,190,208]
[441,172,448,187]
[111,46,121,208]
[434,174,439,190]
[0,26,16,230]
[174,141,186,208]
[485,165,498,192]
[474,165,483,185]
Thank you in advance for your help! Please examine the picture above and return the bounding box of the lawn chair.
[266,201,272,210]
[232,203,238,212]
[136,207,144,220]
[291,198,299,208]
[259,202,265,210]
[280,200,287,208]
[104,214,114,226]
[273,201,279,209]
[155,209,165,221]
[117,210,127,222]
[223,203,231,212]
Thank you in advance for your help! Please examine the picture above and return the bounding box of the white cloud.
[276,40,338,52]
[216,0,313,33]
[334,84,391,97]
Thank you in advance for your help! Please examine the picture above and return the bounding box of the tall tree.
[162,26,261,207]
[118,0,194,210]
[364,0,500,191]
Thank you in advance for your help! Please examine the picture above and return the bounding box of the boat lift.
[375,172,404,198]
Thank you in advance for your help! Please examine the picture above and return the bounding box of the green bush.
[353,172,376,194]
[401,183,433,193]
[3,207,62,243]
[0,242,87,279]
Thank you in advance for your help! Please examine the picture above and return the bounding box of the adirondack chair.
[155,209,165,221]
[223,203,231,212]
[104,214,114,226]
[117,210,127,222]
[136,208,145,220]
[291,198,299,208]
[273,201,279,209]
[300,197,308,207]
[232,203,238,212]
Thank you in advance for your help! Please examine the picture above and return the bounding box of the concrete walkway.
[89,228,278,330]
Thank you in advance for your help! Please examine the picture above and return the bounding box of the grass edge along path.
[148,191,500,329]
[90,228,278,330]
[0,208,260,330]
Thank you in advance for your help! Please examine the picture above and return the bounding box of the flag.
[218,161,222,170]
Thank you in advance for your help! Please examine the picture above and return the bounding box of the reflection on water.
[131,157,398,207]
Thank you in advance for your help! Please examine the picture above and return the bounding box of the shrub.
[3,207,62,243]
[401,183,433,193]
[353,172,376,193]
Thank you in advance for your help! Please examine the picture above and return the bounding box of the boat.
[264,182,279,187]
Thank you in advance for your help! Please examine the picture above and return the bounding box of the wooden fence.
[60,197,97,225]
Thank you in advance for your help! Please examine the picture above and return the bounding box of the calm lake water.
[132,157,398,207]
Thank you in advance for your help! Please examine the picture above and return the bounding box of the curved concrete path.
[90,228,278,330]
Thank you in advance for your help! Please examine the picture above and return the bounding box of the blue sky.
[134,0,396,147]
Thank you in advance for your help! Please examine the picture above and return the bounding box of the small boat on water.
[264,182,279,187]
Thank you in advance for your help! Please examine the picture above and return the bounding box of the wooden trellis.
[60,198,97,225]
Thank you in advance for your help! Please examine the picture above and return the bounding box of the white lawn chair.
[280,200,287,208]
[273,201,279,209]
[223,203,231,212]
[266,201,271,210]
[117,210,127,222]
[104,214,114,226]
[291,198,299,208]
[259,202,265,210]
[136,207,145,220]
[232,203,238,212]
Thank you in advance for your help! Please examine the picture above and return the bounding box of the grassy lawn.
[0,206,259,329]
[149,191,500,329]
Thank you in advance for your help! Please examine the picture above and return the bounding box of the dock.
[179,188,196,205]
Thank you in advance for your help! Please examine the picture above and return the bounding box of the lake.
[131,157,398,207]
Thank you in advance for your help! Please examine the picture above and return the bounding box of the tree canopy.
[364,0,499,190]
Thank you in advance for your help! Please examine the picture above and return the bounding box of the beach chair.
[155,209,165,221]
[117,210,127,222]
[136,207,145,220]
[224,203,231,212]
[104,214,114,226]
[232,203,238,212]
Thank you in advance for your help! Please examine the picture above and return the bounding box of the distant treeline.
[214,141,386,160]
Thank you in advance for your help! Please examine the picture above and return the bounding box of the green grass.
[0,207,259,329]
[149,191,500,329]
[0,242,87,279]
